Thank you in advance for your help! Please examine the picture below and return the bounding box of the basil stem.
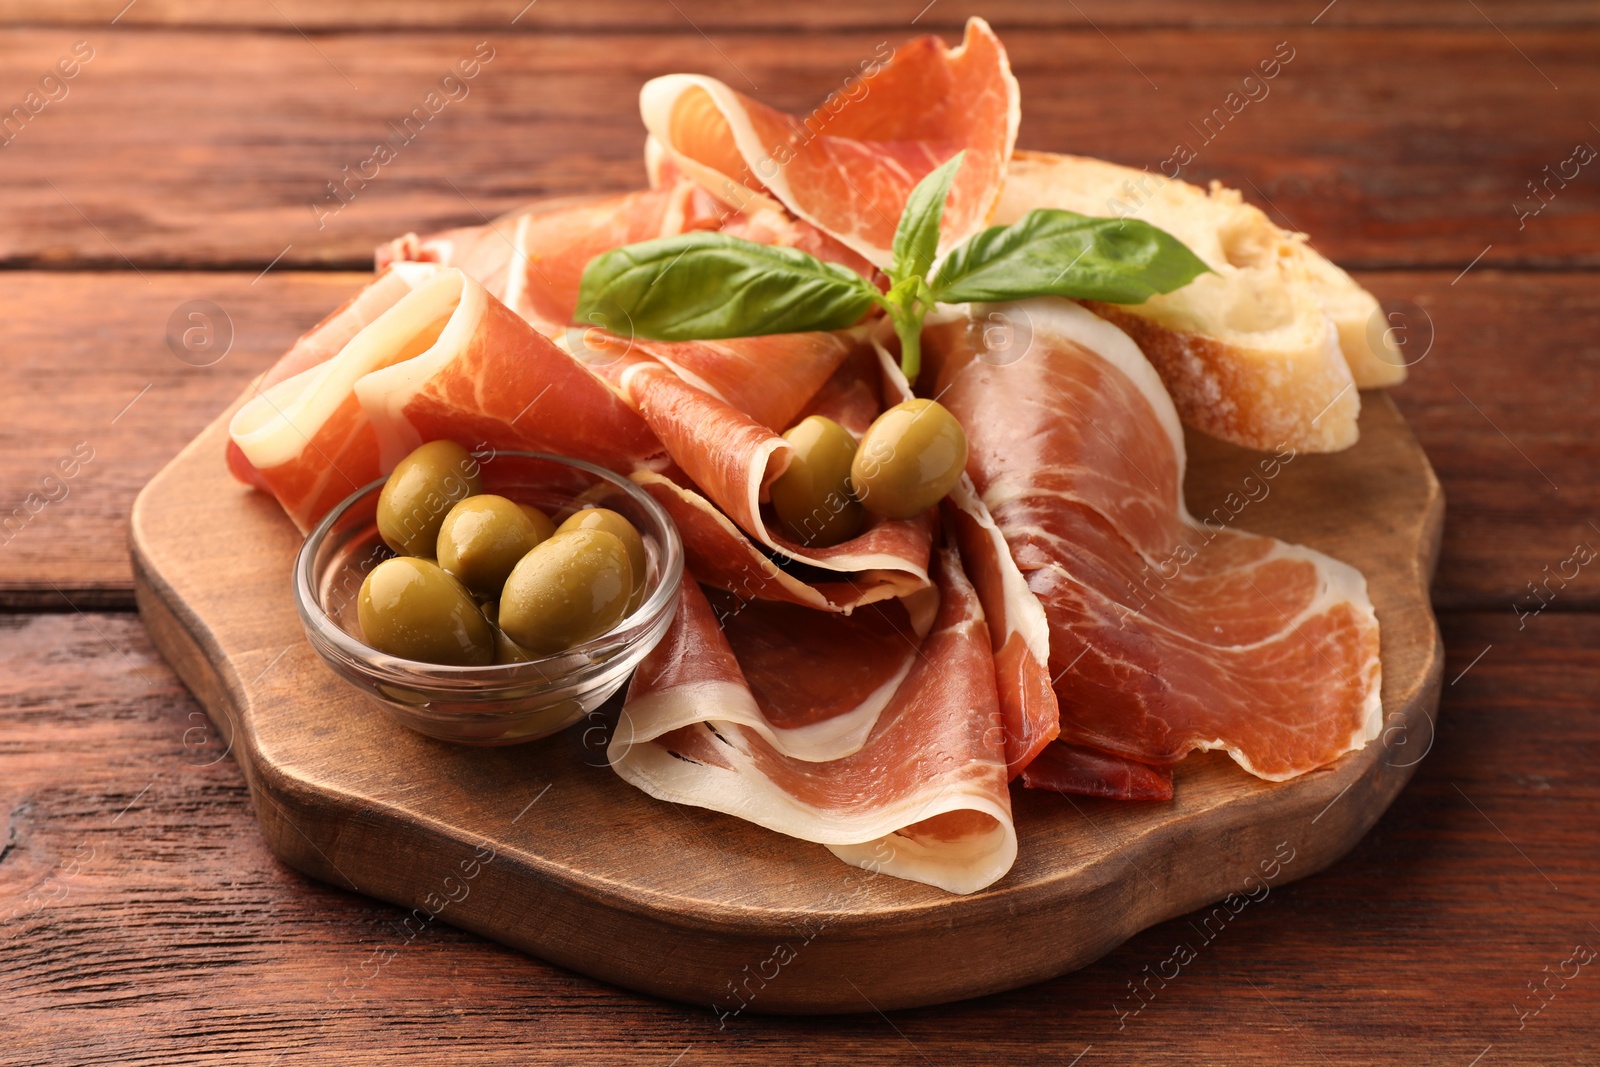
[880,152,965,382]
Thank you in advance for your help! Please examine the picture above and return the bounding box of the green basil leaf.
[889,150,966,287]
[930,209,1213,305]
[576,232,879,340]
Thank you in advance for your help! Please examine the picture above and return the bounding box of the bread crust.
[1084,301,1358,453]
[997,150,1391,452]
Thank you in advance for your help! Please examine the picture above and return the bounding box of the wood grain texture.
[2,6,1594,1059]
[4,268,1587,611]
[1,27,1596,269]
[1372,270,1600,614]
[5,0,1594,30]
[121,385,1443,1012]
[0,271,366,608]
[4,608,1594,1063]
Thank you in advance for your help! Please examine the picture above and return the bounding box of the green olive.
[556,507,647,606]
[436,494,547,599]
[492,626,536,664]
[849,399,968,520]
[376,440,482,556]
[357,556,494,666]
[769,415,865,547]
[498,529,633,655]
[519,503,558,544]
[480,602,536,664]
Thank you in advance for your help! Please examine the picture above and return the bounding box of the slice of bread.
[1298,249,1406,388]
[993,150,1403,453]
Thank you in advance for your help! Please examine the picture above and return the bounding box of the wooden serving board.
[130,389,1443,1014]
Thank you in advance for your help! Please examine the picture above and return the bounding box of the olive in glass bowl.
[295,451,682,746]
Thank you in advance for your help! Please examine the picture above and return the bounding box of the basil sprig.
[575,151,1211,381]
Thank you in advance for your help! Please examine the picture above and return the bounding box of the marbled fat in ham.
[924,299,1382,782]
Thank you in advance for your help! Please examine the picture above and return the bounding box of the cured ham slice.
[378,186,700,338]
[633,468,929,613]
[624,581,937,763]
[923,299,1382,781]
[503,187,707,337]
[610,548,1016,894]
[711,198,876,281]
[711,589,936,758]
[377,224,512,298]
[630,332,862,435]
[1020,742,1174,802]
[378,168,873,340]
[945,481,1060,777]
[639,17,1019,267]
[795,341,884,437]
[352,273,658,474]
[605,346,807,537]
[230,268,659,531]
[578,330,936,610]
[862,323,1059,777]
[225,263,438,491]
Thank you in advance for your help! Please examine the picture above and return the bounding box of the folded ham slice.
[628,331,862,436]
[924,299,1383,781]
[378,186,702,339]
[1021,742,1175,802]
[850,324,1060,777]
[632,468,930,613]
[378,169,874,340]
[225,263,438,493]
[577,329,936,612]
[639,17,1019,268]
[610,548,1016,894]
[377,224,513,301]
[230,268,658,531]
[632,581,937,764]
[230,268,931,614]
[945,479,1060,776]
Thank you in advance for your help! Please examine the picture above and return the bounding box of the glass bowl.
[294,450,682,745]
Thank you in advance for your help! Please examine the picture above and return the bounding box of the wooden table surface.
[2,2,1596,1064]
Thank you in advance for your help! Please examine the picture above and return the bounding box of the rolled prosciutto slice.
[225,262,439,493]
[639,16,1019,267]
[229,268,658,531]
[619,577,937,765]
[923,299,1383,781]
[610,548,1016,894]
[582,330,936,612]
